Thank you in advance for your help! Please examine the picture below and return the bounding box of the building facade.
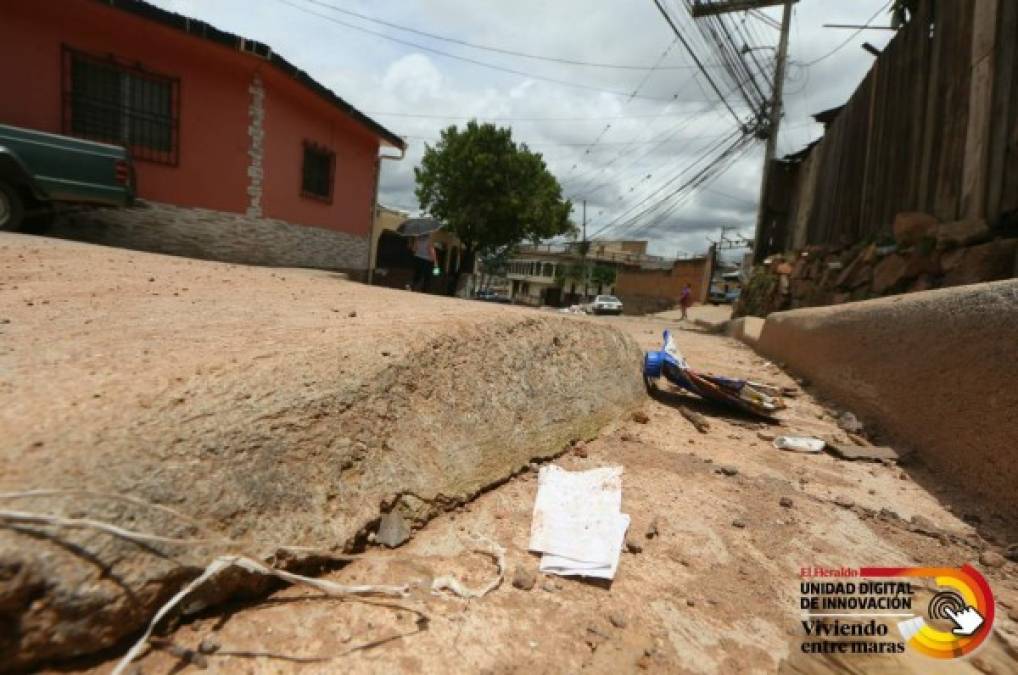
[506,240,711,312]
[0,0,405,274]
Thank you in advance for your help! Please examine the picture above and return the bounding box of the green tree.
[590,265,617,289]
[414,121,575,262]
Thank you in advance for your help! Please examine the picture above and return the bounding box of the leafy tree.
[414,121,575,261]
[590,265,617,288]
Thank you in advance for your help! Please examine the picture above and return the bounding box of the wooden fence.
[760,0,1018,256]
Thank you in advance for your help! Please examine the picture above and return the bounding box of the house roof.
[95,0,406,150]
[812,105,844,128]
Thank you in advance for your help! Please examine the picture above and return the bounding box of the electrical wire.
[273,0,677,101]
[651,0,745,127]
[586,127,749,239]
[297,0,721,71]
[801,0,892,66]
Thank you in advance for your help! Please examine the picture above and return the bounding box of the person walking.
[409,231,437,292]
[679,283,693,321]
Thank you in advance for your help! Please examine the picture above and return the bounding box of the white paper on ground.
[773,436,825,453]
[528,465,629,579]
[539,513,630,579]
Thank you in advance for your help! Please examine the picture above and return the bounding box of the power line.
[274,0,677,102]
[801,1,892,66]
[401,134,726,148]
[559,38,685,181]
[363,111,704,122]
[651,0,745,127]
[298,0,720,71]
[587,127,749,239]
[616,136,756,240]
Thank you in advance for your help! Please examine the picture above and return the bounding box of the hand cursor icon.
[944,605,984,637]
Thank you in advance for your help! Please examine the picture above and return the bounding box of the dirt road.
[115,313,1018,674]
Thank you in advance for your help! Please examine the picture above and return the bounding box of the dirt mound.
[0,233,643,670]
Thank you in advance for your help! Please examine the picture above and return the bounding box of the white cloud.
[145,0,894,257]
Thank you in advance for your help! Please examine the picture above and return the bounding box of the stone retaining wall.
[48,199,369,274]
[737,213,1018,318]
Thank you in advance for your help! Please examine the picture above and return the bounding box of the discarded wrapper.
[773,436,825,453]
[643,330,785,417]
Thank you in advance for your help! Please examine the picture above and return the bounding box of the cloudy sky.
[152,0,894,258]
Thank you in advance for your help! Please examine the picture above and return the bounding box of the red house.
[0,0,406,273]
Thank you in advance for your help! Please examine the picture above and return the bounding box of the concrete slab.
[753,279,1018,521]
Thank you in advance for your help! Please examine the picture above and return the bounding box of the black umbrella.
[396,217,444,237]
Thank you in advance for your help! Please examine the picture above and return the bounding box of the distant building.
[507,240,712,313]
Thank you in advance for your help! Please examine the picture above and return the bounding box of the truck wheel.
[0,181,25,231]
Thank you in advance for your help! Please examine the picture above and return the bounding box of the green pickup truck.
[0,123,135,231]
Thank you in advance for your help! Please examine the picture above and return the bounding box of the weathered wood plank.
[986,0,1017,220]
[918,0,942,212]
[960,0,998,218]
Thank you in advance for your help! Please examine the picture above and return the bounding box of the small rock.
[626,536,644,554]
[632,411,650,424]
[837,411,863,434]
[381,350,391,357]
[731,518,747,529]
[1005,543,1018,562]
[348,310,357,318]
[528,462,540,472]
[573,442,588,458]
[979,551,1006,569]
[542,579,558,592]
[833,497,855,509]
[645,516,661,539]
[609,612,628,629]
[718,465,739,477]
[620,432,635,442]
[512,565,537,591]
[686,598,696,607]
[197,637,221,655]
[757,430,777,441]
[375,511,411,548]
[782,387,799,397]
[779,497,794,508]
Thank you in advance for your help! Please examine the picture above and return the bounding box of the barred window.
[301,142,334,201]
[62,47,179,165]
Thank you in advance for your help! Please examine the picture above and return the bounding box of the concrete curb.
[742,280,1018,520]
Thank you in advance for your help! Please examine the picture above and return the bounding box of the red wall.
[0,0,382,236]
[260,68,381,235]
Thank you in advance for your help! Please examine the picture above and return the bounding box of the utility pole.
[686,1,794,263]
[753,0,793,263]
[582,199,587,243]
[581,199,590,301]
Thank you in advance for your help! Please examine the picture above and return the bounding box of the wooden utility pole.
[753,0,793,262]
[687,1,794,263]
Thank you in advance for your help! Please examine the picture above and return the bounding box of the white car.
[589,294,623,315]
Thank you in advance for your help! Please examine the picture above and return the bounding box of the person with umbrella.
[398,217,442,292]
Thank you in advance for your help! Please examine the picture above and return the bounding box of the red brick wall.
[615,257,712,311]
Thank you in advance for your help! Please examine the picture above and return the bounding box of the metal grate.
[301,142,334,201]
[62,46,179,165]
